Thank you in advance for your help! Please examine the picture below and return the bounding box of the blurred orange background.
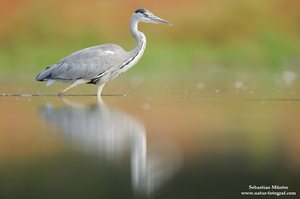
[0,0,299,76]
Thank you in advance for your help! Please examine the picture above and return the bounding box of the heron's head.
[133,8,172,25]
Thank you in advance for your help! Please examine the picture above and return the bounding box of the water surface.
[0,84,299,199]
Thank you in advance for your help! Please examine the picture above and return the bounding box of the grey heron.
[36,8,171,97]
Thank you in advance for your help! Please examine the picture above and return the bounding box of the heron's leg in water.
[97,83,105,98]
[58,79,89,95]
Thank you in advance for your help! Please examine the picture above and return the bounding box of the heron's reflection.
[40,98,181,195]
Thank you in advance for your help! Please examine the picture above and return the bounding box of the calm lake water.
[0,81,299,199]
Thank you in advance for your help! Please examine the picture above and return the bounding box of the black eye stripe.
[135,8,147,14]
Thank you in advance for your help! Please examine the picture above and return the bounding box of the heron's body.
[36,8,169,97]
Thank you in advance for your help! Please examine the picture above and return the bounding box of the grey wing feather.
[38,44,129,81]
[36,64,56,81]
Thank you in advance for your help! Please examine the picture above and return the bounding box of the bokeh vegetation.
[0,0,299,82]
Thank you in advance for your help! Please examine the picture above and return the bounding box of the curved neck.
[130,17,146,55]
[113,16,147,75]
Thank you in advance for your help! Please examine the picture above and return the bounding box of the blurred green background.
[0,0,300,83]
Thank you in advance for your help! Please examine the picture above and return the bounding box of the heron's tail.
[36,65,55,81]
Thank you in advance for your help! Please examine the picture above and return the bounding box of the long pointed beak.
[151,15,172,26]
